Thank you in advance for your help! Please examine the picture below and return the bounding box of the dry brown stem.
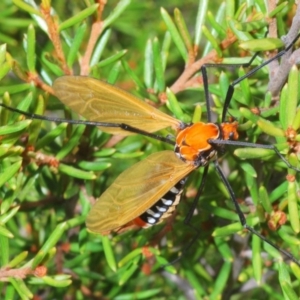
[80,21,104,75]
[170,34,237,94]
[40,3,72,76]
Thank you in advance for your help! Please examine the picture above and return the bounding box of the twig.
[0,266,47,281]
[40,3,72,76]
[268,3,300,96]
[80,0,107,75]
[266,0,279,77]
[170,34,237,94]
[27,73,54,95]
[80,21,104,75]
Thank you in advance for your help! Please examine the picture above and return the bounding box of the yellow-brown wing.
[53,76,181,135]
[86,150,196,234]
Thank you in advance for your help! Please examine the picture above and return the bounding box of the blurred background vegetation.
[1,0,300,299]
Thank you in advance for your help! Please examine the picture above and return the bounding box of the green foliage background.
[1,0,300,299]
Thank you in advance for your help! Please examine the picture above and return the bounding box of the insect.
[53,75,239,235]
[51,27,300,264]
[1,33,300,266]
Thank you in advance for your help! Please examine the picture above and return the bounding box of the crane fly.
[1,32,300,266]
[53,76,239,235]
[51,50,300,266]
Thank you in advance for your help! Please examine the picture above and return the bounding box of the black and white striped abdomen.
[138,177,187,227]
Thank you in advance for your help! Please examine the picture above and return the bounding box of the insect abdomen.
[133,177,187,228]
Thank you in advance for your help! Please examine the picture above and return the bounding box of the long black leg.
[173,56,264,260]
[200,49,263,123]
[0,102,175,145]
[209,139,300,172]
[214,160,300,266]
[165,166,209,265]
[200,32,300,123]
[200,33,300,267]
[184,166,209,226]
[220,32,300,122]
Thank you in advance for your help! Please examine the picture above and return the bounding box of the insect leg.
[162,166,209,265]
[209,139,300,172]
[220,32,300,122]
[183,166,209,225]
[200,32,300,123]
[214,160,300,266]
[200,47,263,123]
[0,102,174,145]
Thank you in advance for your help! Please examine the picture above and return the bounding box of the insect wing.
[86,150,195,234]
[53,76,181,135]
